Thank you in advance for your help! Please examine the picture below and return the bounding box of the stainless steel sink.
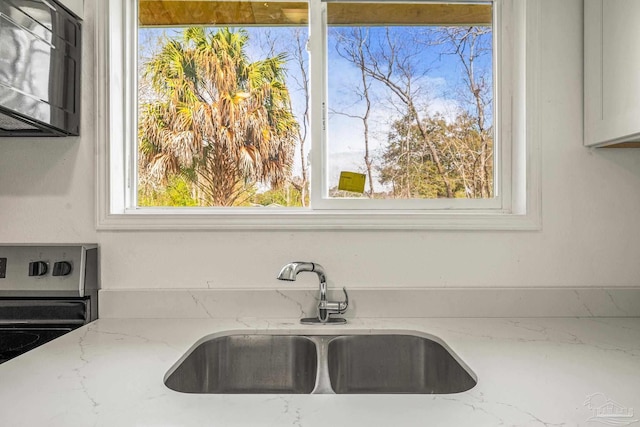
[327,334,476,394]
[164,335,318,393]
[164,332,476,394]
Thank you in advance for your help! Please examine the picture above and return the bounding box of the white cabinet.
[584,0,640,147]
[57,0,83,19]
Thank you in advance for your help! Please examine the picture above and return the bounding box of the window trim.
[95,0,541,230]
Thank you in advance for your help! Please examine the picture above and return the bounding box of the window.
[96,0,541,229]
[137,1,311,208]
[321,2,497,210]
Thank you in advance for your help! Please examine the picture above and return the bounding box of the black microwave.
[0,0,81,136]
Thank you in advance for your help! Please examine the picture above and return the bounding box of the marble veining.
[99,287,640,319]
[1,316,639,426]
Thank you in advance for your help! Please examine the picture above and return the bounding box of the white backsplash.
[99,287,640,319]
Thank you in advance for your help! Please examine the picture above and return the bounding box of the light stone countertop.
[1,316,639,427]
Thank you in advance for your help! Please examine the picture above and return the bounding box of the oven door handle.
[0,319,86,326]
[0,300,88,324]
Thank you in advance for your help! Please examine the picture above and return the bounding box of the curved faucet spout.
[276,261,347,324]
[277,262,326,284]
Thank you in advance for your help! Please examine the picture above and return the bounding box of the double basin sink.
[164,331,476,394]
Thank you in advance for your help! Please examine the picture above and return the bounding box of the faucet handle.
[321,287,349,315]
[338,287,349,313]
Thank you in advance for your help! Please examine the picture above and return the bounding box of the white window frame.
[95,0,541,230]
[311,0,503,212]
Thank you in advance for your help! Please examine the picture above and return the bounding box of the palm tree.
[138,27,298,206]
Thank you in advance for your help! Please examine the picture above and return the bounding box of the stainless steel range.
[0,245,98,364]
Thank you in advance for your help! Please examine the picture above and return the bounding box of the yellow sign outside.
[338,171,366,193]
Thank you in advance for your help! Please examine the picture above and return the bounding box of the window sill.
[96,209,541,231]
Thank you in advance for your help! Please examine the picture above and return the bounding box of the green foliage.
[251,185,305,207]
[378,113,493,199]
[378,115,449,198]
[138,175,198,207]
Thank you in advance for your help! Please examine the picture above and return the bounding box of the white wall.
[1,0,640,291]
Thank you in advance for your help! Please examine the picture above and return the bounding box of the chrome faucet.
[277,262,348,324]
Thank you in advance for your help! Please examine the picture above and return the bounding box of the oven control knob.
[28,261,48,276]
[52,261,73,277]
